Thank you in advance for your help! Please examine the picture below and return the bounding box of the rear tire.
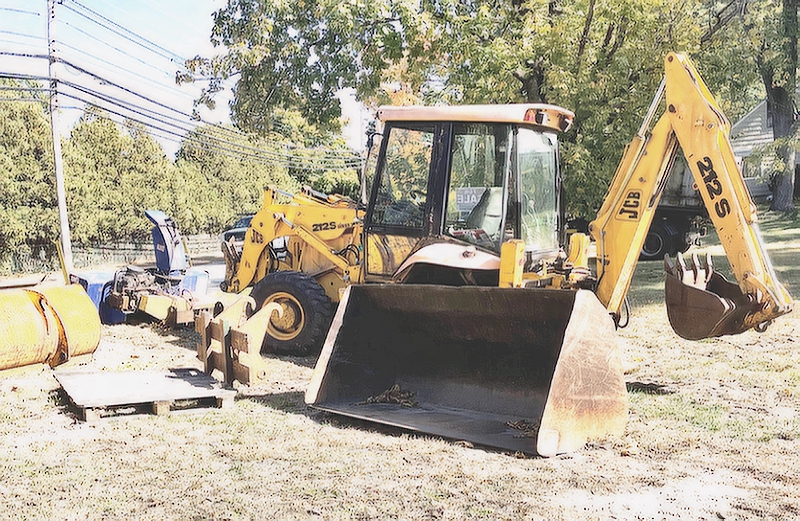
[250,271,333,356]
[640,223,673,261]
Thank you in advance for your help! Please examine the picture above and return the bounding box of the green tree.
[701,0,798,211]
[0,84,58,269]
[63,111,177,244]
[175,124,301,231]
[760,0,798,211]
[198,0,721,216]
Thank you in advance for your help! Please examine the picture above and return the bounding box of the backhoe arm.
[589,52,792,337]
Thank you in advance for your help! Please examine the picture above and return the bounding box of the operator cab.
[362,104,573,284]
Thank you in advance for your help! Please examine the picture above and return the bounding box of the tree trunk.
[767,85,796,210]
[772,146,796,210]
[768,0,797,211]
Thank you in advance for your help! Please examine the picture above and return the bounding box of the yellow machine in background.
[220,187,363,354]
[218,52,792,456]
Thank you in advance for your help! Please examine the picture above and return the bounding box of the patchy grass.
[0,209,798,520]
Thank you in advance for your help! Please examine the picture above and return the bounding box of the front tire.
[250,271,333,355]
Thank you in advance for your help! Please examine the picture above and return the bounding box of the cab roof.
[376,104,574,133]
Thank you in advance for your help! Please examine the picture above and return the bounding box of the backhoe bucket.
[306,285,627,456]
[664,253,756,340]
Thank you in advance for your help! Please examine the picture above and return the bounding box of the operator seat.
[465,187,504,239]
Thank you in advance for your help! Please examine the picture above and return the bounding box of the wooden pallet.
[54,368,237,422]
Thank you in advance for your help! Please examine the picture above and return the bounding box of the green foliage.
[186,0,427,134]
[62,111,176,243]
[202,0,758,217]
[700,0,797,211]
[5,0,796,273]
[175,124,300,231]
[0,83,59,267]
[1,96,351,272]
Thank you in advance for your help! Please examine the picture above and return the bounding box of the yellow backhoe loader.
[219,52,792,456]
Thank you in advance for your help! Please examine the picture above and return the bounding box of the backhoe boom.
[589,52,792,337]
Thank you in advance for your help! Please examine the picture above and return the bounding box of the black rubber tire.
[249,271,333,356]
[640,223,673,261]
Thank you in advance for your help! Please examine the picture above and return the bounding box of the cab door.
[363,122,443,282]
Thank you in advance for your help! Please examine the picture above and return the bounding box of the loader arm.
[589,52,792,336]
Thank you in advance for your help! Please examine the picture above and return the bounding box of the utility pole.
[47,0,74,274]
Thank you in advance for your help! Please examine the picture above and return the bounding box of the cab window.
[518,129,559,251]
[370,124,433,229]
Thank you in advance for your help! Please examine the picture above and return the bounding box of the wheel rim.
[264,292,305,341]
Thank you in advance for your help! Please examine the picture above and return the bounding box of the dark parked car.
[220,214,254,249]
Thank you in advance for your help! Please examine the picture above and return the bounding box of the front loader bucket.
[306,285,627,456]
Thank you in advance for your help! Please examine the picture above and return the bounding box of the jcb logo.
[697,157,731,218]
[616,190,641,220]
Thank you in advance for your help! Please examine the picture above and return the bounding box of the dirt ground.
[1,218,798,520]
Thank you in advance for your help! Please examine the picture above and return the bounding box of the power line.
[0,97,47,104]
[57,57,207,125]
[58,20,174,79]
[65,0,184,62]
[55,81,362,169]
[50,0,242,132]
[0,30,44,41]
[56,83,251,160]
[56,40,200,101]
[0,72,50,82]
[43,4,234,132]
[52,58,360,163]
[0,85,51,93]
[0,51,49,60]
[64,0,185,64]
[60,91,361,170]
[0,38,43,50]
[80,107,348,171]
[90,0,212,62]
[0,73,362,170]
[0,7,40,16]
[0,3,362,169]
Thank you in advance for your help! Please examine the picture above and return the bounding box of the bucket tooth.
[306,285,627,456]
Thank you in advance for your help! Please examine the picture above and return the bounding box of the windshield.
[444,124,559,253]
[444,123,511,251]
[517,129,559,252]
